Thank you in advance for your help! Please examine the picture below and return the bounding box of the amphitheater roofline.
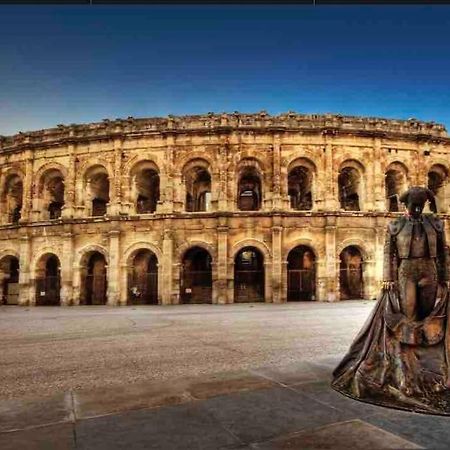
[0,111,449,152]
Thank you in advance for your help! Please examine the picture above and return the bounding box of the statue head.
[399,186,437,218]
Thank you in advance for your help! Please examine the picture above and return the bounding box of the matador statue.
[332,186,450,414]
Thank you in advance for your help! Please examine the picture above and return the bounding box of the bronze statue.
[332,186,450,414]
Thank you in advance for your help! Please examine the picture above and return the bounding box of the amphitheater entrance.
[287,246,316,301]
[0,256,19,305]
[35,254,61,306]
[81,252,107,305]
[234,247,264,303]
[128,250,158,305]
[181,247,212,304]
[339,246,364,300]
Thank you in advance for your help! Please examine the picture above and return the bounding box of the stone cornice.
[0,112,449,153]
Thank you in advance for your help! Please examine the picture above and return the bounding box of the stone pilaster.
[272,135,282,210]
[325,217,338,301]
[271,216,283,303]
[106,228,120,305]
[60,229,74,305]
[108,138,123,216]
[373,138,385,211]
[216,217,229,304]
[18,234,31,305]
[161,225,174,304]
[20,151,34,223]
[62,144,76,219]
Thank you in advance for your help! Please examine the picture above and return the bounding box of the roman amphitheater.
[0,112,448,306]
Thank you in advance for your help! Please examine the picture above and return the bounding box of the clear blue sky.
[1,5,450,136]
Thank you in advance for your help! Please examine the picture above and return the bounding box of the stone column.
[62,144,76,219]
[217,142,229,211]
[20,151,34,223]
[272,135,282,210]
[161,226,174,304]
[271,217,283,303]
[60,228,74,305]
[119,263,129,305]
[108,138,123,216]
[216,218,229,304]
[324,217,338,301]
[18,234,32,305]
[107,228,120,305]
[323,136,338,210]
[373,138,385,211]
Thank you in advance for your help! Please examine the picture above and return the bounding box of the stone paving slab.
[0,423,76,450]
[0,392,73,432]
[75,402,242,450]
[73,370,276,419]
[253,419,422,449]
[198,386,354,444]
[2,361,450,449]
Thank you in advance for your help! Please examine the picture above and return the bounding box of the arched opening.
[339,246,364,300]
[338,166,361,211]
[128,250,158,305]
[39,169,65,220]
[234,247,264,302]
[81,252,107,305]
[0,256,19,305]
[132,164,160,214]
[385,163,407,212]
[287,246,316,301]
[2,174,23,224]
[85,166,109,217]
[288,166,313,210]
[428,164,448,213]
[238,167,262,211]
[181,247,212,304]
[35,254,61,306]
[184,167,211,212]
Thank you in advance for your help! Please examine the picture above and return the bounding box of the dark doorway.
[0,256,19,305]
[339,246,364,299]
[234,247,264,303]
[36,255,61,306]
[83,252,107,305]
[181,247,212,304]
[287,246,316,301]
[128,250,158,305]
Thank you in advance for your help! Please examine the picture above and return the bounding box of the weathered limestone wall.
[0,112,448,305]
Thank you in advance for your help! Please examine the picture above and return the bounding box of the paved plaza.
[1,302,450,449]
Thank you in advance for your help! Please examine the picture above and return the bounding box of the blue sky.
[1,5,450,135]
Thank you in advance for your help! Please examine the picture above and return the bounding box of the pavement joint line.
[283,383,345,413]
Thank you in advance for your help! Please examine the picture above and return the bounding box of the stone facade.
[0,112,449,306]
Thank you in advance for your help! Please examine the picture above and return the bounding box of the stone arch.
[126,247,159,305]
[231,238,272,262]
[233,246,266,303]
[176,153,214,175]
[34,162,68,190]
[124,156,160,176]
[34,166,66,220]
[77,244,110,267]
[82,164,110,216]
[123,241,163,267]
[34,252,61,306]
[181,158,212,212]
[427,162,449,213]
[338,159,366,211]
[236,158,265,211]
[77,245,109,305]
[284,239,320,263]
[179,245,213,304]
[336,239,371,261]
[385,161,409,212]
[286,244,317,301]
[287,158,317,211]
[176,240,216,262]
[79,158,114,180]
[0,171,24,224]
[127,159,161,214]
[0,252,20,305]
